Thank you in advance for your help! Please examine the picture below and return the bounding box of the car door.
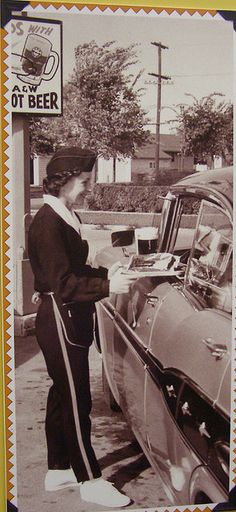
[144,199,232,503]
[94,195,180,422]
[96,295,119,402]
[110,271,191,453]
[108,277,160,451]
[95,245,137,405]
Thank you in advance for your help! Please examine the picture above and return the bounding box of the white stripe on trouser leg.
[51,294,94,480]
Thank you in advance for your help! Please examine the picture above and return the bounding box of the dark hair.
[43,169,81,197]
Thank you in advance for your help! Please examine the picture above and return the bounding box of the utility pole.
[149,42,171,182]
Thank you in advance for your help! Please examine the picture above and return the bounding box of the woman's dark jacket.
[28,204,109,345]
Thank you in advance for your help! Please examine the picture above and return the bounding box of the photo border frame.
[1,1,235,511]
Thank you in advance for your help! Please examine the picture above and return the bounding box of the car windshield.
[185,200,232,313]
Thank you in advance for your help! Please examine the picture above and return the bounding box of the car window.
[185,201,232,313]
[168,196,200,260]
[155,191,177,251]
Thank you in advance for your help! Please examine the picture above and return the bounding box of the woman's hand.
[107,261,122,279]
[109,269,136,294]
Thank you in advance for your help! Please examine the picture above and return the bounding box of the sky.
[24,8,234,133]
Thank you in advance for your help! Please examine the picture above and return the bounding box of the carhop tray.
[122,253,184,277]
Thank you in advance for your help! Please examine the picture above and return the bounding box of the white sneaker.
[45,468,80,491]
[80,478,131,508]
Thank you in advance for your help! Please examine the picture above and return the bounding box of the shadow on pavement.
[109,453,151,489]
[99,440,143,470]
[98,436,151,489]
[14,335,40,368]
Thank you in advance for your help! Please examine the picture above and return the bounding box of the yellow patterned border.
[13,0,236,8]
[30,0,217,14]
[1,22,11,512]
[0,38,6,512]
[1,2,235,511]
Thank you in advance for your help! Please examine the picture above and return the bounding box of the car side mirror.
[111,229,135,247]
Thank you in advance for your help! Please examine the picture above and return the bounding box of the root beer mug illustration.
[17,34,59,86]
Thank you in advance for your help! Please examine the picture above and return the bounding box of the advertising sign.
[11,16,62,115]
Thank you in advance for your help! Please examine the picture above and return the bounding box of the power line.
[167,41,231,49]
[143,73,231,85]
[171,72,232,77]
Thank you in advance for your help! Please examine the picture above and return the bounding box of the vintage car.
[95,167,233,506]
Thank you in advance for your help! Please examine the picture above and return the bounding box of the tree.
[170,93,233,168]
[30,41,150,180]
[29,117,54,155]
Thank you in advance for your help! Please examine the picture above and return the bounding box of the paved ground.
[15,335,170,512]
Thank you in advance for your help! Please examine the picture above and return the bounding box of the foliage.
[29,41,150,164]
[85,183,200,214]
[85,184,170,212]
[170,94,233,166]
[31,182,199,214]
[156,169,194,186]
[29,117,54,155]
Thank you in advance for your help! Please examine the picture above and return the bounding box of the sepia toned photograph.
[1,2,235,511]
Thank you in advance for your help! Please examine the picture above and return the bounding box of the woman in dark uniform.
[28,147,136,508]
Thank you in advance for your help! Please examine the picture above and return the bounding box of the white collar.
[43,195,81,234]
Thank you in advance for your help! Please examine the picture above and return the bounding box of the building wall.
[171,154,194,171]
[131,157,171,177]
[131,155,194,182]
[97,157,131,182]
[32,155,51,185]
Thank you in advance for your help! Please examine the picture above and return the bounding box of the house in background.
[30,133,193,186]
[30,133,227,187]
[96,133,194,183]
[30,154,131,185]
[131,133,194,183]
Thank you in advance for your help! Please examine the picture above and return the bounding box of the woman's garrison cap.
[46,147,97,178]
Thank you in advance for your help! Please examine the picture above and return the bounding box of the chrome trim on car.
[171,282,201,311]
[171,185,233,217]
[201,337,228,360]
[99,298,117,320]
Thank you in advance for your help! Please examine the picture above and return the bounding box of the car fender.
[189,465,227,505]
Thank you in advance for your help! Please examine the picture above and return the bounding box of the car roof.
[172,166,233,204]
